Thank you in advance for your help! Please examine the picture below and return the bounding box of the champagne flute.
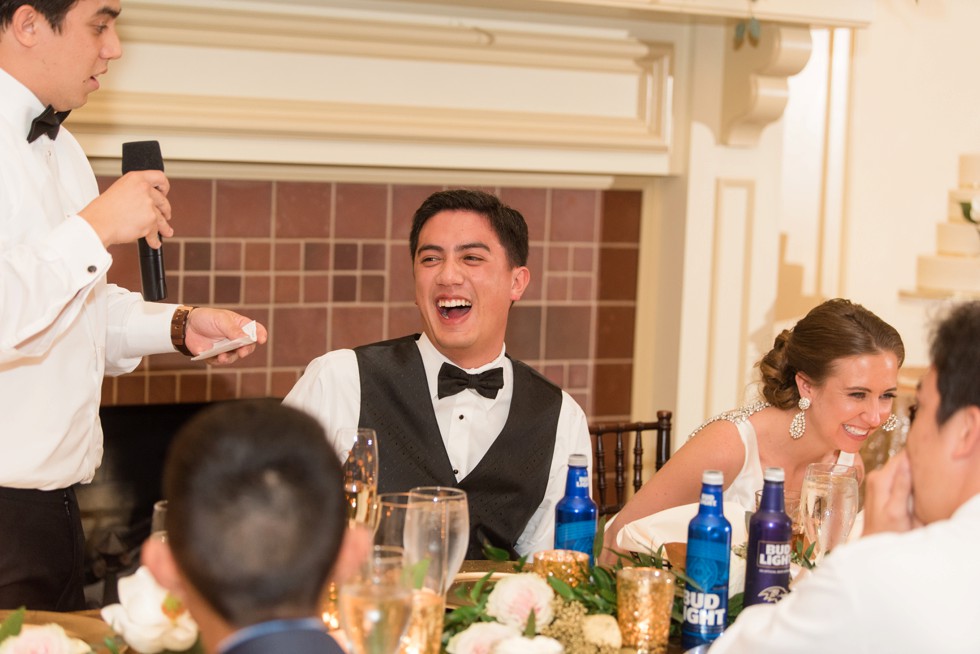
[338,428,379,529]
[375,493,415,548]
[339,546,413,654]
[800,463,859,562]
[403,487,469,595]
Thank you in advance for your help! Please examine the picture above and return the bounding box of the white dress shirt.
[711,494,980,654]
[284,332,593,556]
[0,67,176,490]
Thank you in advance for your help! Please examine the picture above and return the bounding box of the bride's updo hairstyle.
[758,298,905,409]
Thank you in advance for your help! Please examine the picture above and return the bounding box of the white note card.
[191,320,258,361]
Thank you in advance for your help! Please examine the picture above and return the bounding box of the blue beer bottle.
[554,453,597,561]
[744,466,792,606]
[682,469,731,650]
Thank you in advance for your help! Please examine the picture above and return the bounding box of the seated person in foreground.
[142,400,366,654]
[601,298,904,564]
[285,189,591,558]
[710,300,980,653]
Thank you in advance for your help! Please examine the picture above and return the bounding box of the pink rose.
[485,574,555,629]
[0,624,89,654]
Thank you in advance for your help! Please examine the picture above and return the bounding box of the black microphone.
[122,140,168,302]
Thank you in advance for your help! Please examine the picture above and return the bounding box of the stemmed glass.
[338,428,379,529]
[403,487,469,595]
[800,463,859,562]
[339,546,413,654]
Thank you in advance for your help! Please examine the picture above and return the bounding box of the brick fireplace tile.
[274,275,301,304]
[361,275,386,302]
[179,373,208,403]
[598,246,639,301]
[244,275,271,304]
[546,275,568,301]
[245,242,272,271]
[276,181,332,238]
[522,246,544,302]
[240,371,270,398]
[274,243,302,271]
[571,276,594,301]
[596,306,636,359]
[106,242,140,290]
[392,185,441,240]
[548,245,570,271]
[215,275,243,304]
[572,246,595,273]
[215,241,243,271]
[334,243,359,271]
[542,364,564,386]
[332,275,357,302]
[272,307,328,367]
[593,362,633,417]
[362,244,386,271]
[550,189,599,243]
[216,180,272,238]
[271,370,301,399]
[387,305,423,338]
[210,371,239,401]
[387,245,414,302]
[544,305,592,359]
[170,178,214,238]
[100,377,115,405]
[601,190,642,243]
[148,375,178,404]
[568,363,590,390]
[181,275,211,305]
[499,187,547,241]
[331,306,384,350]
[303,275,330,303]
[336,183,388,239]
[184,242,212,271]
[303,242,331,271]
[117,375,146,405]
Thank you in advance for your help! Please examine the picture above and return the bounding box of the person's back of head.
[931,301,980,423]
[163,399,345,627]
[758,298,905,408]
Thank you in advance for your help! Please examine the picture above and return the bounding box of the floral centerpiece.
[100,567,201,654]
[442,520,709,654]
[0,609,90,654]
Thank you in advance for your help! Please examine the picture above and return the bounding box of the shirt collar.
[217,617,328,654]
[0,67,49,143]
[415,332,510,401]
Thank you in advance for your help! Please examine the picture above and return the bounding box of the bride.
[599,298,904,565]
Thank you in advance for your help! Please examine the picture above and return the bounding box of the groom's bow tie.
[27,105,70,143]
[437,362,504,400]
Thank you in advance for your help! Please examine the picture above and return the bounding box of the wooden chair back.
[589,410,672,516]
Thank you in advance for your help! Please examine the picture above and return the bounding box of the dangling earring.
[882,414,900,432]
[790,397,810,440]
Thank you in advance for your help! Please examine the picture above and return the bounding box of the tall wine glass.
[338,428,379,529]
[339,545,413,654]
[403,487,469,595]
[800,463,859,562]
[375,493,416,547]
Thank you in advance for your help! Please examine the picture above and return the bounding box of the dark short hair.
[163,399,346,626]
[930,301,980,425]
[0,1,78,32]
[409,189,529,268]
[758,298,905,409]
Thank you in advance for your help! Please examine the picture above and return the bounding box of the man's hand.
[862,449,921,536]
[184,308,268,365]
[79,170,173,248]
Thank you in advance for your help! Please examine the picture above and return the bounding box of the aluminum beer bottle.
[682,469,731,650]
[744,466,793,607]
[554,453,598,561]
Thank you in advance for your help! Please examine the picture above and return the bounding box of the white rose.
[0,624,89,654]
[728,550,746,598]
[446,622,520,654]
[493,635,564,654]
[581,614,621,648]
[101,566,199,654]
[485,574,555,629]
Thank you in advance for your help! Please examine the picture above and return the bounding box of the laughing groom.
[285,189,591,558]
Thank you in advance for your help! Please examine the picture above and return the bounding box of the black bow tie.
[27,105,70,143]
[437,362,504,400]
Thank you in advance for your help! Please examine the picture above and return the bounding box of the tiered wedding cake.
[914,154,980,295]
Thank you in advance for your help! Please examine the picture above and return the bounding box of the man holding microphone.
[0,0,267,610]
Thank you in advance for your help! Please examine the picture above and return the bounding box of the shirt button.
[87,265,96,273]
[453,469,459,475]
[458,414,464,420]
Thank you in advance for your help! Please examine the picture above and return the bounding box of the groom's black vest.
[355,335,561,558]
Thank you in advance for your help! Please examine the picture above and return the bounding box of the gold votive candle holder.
[397,588,445,654]
[531,549,589,588]
[616,567,675,654]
